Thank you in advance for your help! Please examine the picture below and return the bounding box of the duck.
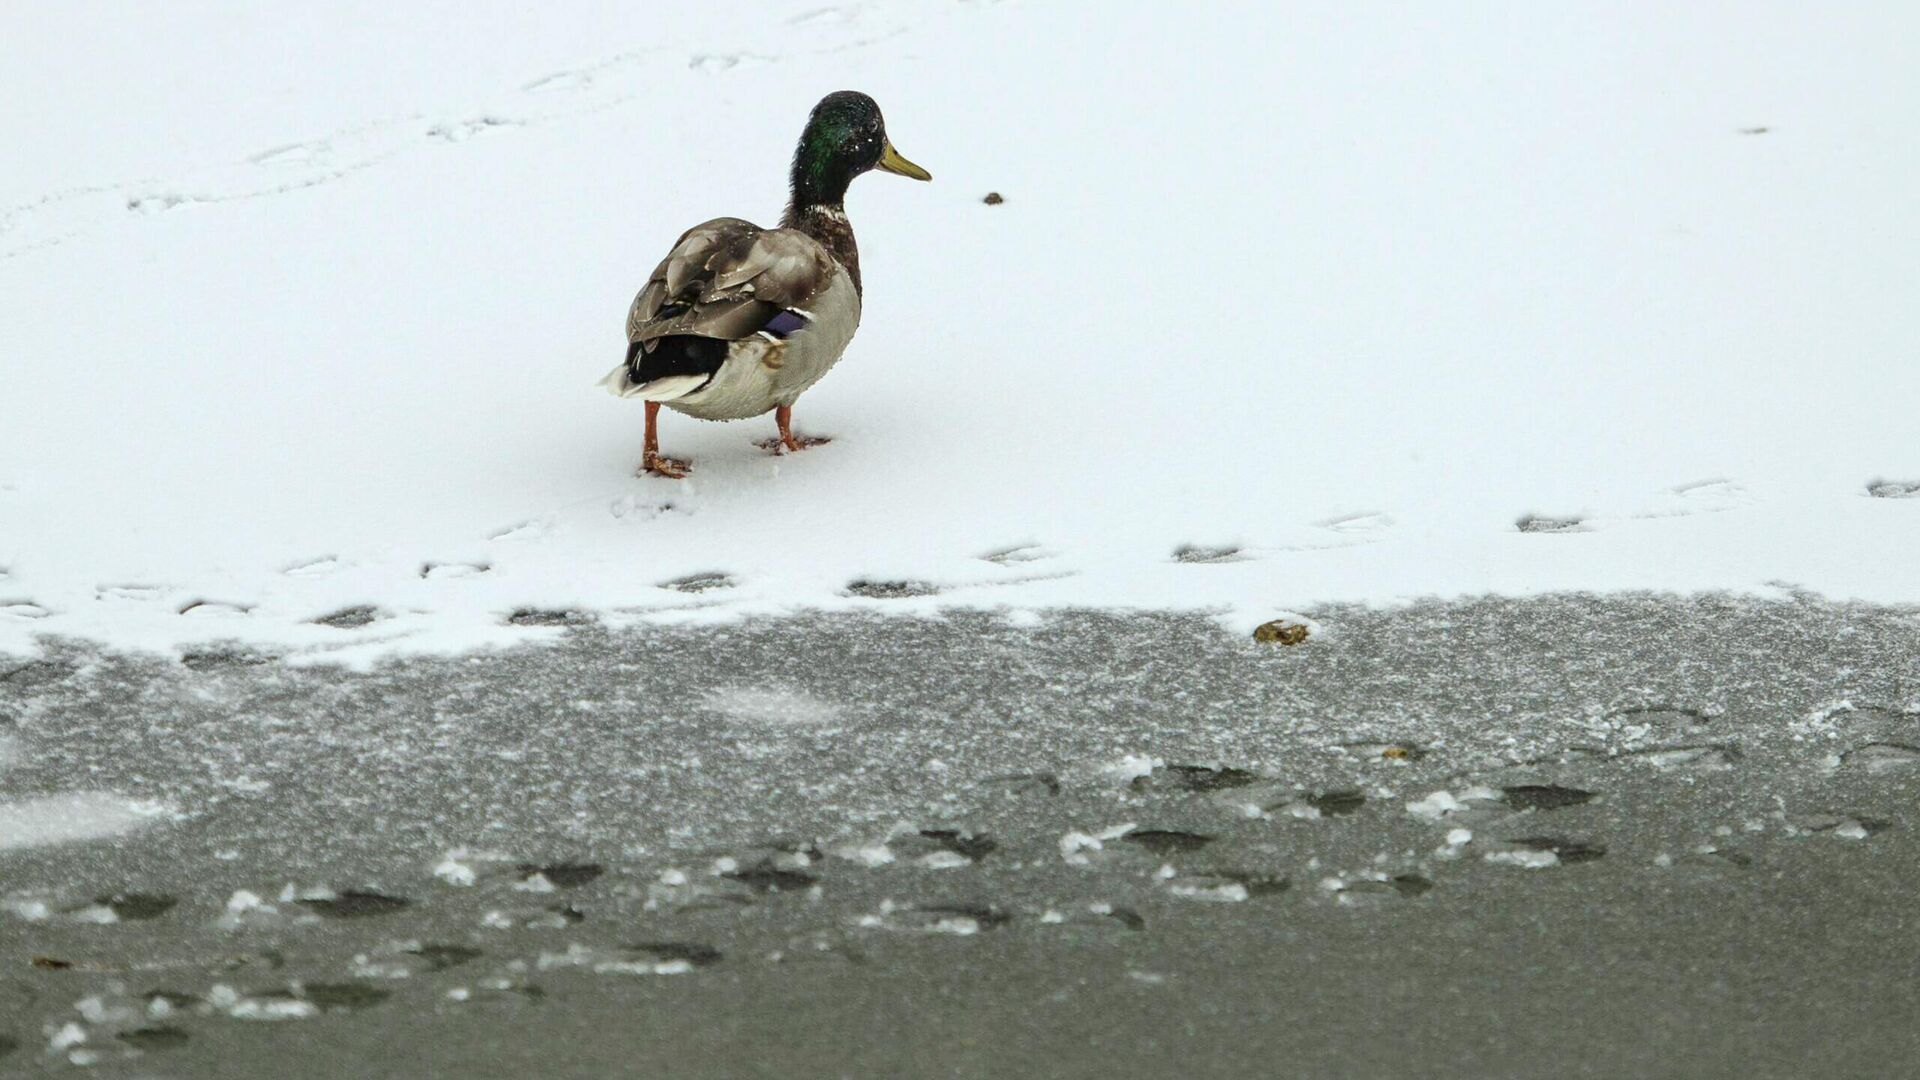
[601,90,931,478]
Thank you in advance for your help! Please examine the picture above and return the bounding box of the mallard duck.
[601,90,931,478]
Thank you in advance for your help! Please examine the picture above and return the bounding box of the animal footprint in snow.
[788,6,857,25]
[427,116,520,143]
[421,562,489,580]
[284,556,343,577]
[97,583,167,601]
[488,519,551,542]
[311,605,382,629]
[609,494,676,521]
[1,601,49,620]
[688,53,773,73]
[1640,479,1754,518]
[125,193,200,214]
[1867,478,1920,499]
[249,141,331,167]
[1268,513,1397,552]
[523,70,592,94]
[1673,478,1752,508]
[844,579,942,599]
[1515,513,1588,534]
[505,608,592,628]
[178,599,249,618]
[1172,543,1246,564]
[660,571,736,593]
[981,543,1053,565]
[1318,511,1395,538]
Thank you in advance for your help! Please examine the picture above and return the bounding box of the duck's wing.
[628,219,836,341]
[605,218,839,399]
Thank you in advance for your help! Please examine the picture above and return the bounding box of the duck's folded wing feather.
[626,218,836,345]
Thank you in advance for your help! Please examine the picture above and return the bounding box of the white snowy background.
[2,0,1917,661]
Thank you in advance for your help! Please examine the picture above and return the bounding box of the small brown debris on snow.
[1252,620,1309,645]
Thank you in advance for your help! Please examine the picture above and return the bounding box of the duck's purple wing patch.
[762,309,809,339]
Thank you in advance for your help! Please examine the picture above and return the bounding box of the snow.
[833,842,896,868]
[3,2,1918,660]
[1060,823,1137,866]
[433,855,478,886]
[1406,790,1464,821]
[0,791,171,851]
[703,685,844,728]
[1486,850,1563,869]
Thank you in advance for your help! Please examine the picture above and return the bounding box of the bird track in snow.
[0,6,925,260]
[1518,480,1757,535]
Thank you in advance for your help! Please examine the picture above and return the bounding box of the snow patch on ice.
[1485,849,1561,869]
[0,792,171,851]
[704,685,842,727]
[1101,754,1163,784]
[434,856,478,886]
[1060,822,1137,867]
[832,842,896,867]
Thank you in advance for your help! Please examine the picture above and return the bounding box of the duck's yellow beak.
[877,141,932,181]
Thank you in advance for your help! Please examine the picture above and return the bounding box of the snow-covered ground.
[3,1,1917,660]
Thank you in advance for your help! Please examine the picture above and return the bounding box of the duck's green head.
[789,91,930,209]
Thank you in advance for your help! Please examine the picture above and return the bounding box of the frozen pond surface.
[3,594,1919,1077]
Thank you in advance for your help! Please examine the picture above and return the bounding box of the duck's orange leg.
[640,401,691,478]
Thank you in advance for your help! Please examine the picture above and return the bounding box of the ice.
[0,792,170,851]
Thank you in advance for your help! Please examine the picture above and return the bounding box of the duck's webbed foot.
[640,451,692,479]
[756,404,832,454]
